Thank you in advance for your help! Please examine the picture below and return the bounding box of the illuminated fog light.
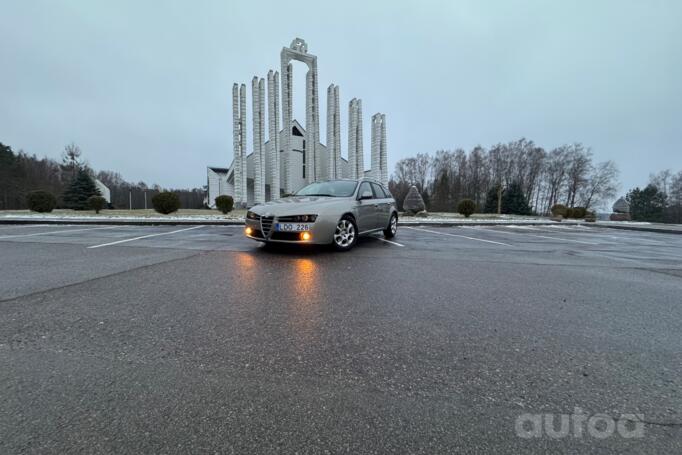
[245,227,253,236]
[300,232,311,241]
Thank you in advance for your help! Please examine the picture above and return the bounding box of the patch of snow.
[596,220,652,225]
[0,213,244,222]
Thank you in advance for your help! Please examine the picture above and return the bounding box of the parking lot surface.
[1,223,681,453]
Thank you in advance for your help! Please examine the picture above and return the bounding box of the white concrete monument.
[206,38,389,208]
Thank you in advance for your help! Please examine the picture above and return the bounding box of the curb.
[0,218,679,234]
[590,223,682,235]
[0,219,244,226]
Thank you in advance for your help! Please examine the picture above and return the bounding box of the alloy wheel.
[334,219,356,247]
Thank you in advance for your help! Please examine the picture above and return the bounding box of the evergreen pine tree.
[501,182,531,215]
[484,185,501,213]
[63,168,101,210]
[627,185,667,222]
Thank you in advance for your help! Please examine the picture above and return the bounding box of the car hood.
[249,196,350,216]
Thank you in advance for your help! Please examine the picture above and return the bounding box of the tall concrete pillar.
[326,84,335,179]
[371,113,381,181]
[380,114,388,187]
[355,99,364,178]
[348,99,357,179]
[305,69,315,184]
[267,70,280,200]
[333,85,341,179]
[252,77,266,204]
[326,84,341,180]
[281,57,293,193]
[311,59,320,182]
[252,77,262,204]
[239,84,247,205]
[259,79,266,196]
[232,84,242,204]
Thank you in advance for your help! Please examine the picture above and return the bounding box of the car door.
[356,182,378,232]
[371,182,391,229]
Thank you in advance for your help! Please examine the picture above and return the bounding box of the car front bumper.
[244,217,335,245]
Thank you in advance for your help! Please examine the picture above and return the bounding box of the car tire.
[332,215,358,251]
[384,213,398,239]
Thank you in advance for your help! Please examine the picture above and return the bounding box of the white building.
[207,38,388,208]
[94,178,111,203]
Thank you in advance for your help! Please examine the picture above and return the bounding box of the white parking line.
[487,226,599,245]
[372,236,405,247]
[0,225,122,240]
[404,226,513,247]
[87,225,204,249]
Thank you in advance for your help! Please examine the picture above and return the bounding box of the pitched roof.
[208,166,229,174]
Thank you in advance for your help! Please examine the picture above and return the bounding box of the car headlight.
[246,211,259,220]
[282,214,317,222]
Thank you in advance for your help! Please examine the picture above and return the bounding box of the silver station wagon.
[244,178,398,251]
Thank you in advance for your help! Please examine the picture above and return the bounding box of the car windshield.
[295,180,358,197]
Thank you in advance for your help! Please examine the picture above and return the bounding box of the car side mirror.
[358,191,373,200]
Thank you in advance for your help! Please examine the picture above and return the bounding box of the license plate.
[275,223,311,232]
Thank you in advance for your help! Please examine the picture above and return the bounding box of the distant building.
[207,38,388,208]
[205,166,229,209]
[94,178,111,203]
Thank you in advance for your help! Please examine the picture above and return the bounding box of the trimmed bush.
[87,195,107,214]
[585,210,597,222]
[152,191,180,214]
[215,195,234,214]
[565,207,575,219]
[457,199,476,218]
[572,207,587,218]
[551,204,568,217]
[26,191,57,213]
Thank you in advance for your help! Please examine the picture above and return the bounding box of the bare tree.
[579,160,619,209]
[649,169,673,196]
[564,143,592,207]
[61,143,82,180]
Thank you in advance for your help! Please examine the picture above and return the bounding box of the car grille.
[277,215,317,222]
[260,216,274,237]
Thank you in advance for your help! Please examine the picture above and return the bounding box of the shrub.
[215,195,234,214]
[457,199,476,218]
[152,191,180,214]
[565,207,575,219]
[26,191,57,213]
[87,195,107,214]
[585,210,597,222]
[551,204,568,217]
[572,207,587,218]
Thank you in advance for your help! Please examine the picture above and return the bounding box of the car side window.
[371,183,385,199]
[358,182,373,199]
[382,185,393,199]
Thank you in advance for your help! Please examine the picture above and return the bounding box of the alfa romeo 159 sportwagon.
[244,178,398,251]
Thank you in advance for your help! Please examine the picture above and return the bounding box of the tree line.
[0,142,205,210]
[626,170,682,223]
[388,138,619,215]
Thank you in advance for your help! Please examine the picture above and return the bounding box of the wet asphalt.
[0,223,680,454]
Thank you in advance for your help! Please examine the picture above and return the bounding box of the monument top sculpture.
[289,38,308,54]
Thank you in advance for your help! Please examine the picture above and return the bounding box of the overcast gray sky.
[1,0,681,192]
